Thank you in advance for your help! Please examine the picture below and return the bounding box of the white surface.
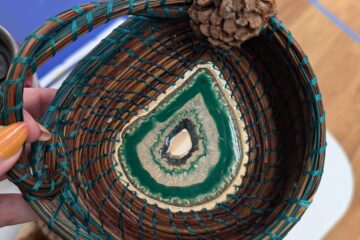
[0,131,353,239]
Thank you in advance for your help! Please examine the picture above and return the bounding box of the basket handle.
[1,0,190,198]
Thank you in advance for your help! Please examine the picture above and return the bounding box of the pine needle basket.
[0,0,326,239]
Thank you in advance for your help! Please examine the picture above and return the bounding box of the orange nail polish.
[0,122,29,159]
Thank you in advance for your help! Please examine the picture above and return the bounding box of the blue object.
[0,1,122,78]
[308,0,360,43]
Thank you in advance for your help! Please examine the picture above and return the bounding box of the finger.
[0,123,28,177]
[0,148,22,179]
[15,222,47,240]
[23,88,57,119]
[0,143,32,182]
[23,110,51,143]
[0,194,35,227]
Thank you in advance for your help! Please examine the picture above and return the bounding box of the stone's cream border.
[114,63,249,212]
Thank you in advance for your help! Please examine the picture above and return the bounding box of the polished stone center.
[167,129,192,159]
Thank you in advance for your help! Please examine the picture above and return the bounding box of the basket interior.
[20,16,324,239]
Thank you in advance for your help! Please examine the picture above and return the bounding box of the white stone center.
[167,129,192,158]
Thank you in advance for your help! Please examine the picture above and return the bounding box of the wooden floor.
[277,0,360,239]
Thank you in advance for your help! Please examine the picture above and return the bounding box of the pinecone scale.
[189,0,277,49]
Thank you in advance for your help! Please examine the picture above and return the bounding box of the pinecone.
[189,0,277,49]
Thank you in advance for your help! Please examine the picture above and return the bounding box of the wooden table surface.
[276,0,359,239]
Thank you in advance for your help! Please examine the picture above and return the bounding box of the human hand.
[0,88,56,227]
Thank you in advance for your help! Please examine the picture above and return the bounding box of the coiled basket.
[0,0,326,239]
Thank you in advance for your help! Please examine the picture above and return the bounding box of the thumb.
[23,110,51,143]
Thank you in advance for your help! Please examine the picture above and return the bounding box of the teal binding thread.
[128,0,133,14]
[167,209,182,240]
[86,12,94,31]
[152,205,158,240]
[138,200,147,239]
[71,6,85,14]
[49,36,56,56]
[107,0,114,21]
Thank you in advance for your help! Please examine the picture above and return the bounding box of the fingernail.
[37,123,51,141]
[0,122,29,159]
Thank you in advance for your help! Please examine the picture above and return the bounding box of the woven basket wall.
[0,0,326,239]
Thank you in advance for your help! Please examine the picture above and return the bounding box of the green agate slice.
[116,64,248,211]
